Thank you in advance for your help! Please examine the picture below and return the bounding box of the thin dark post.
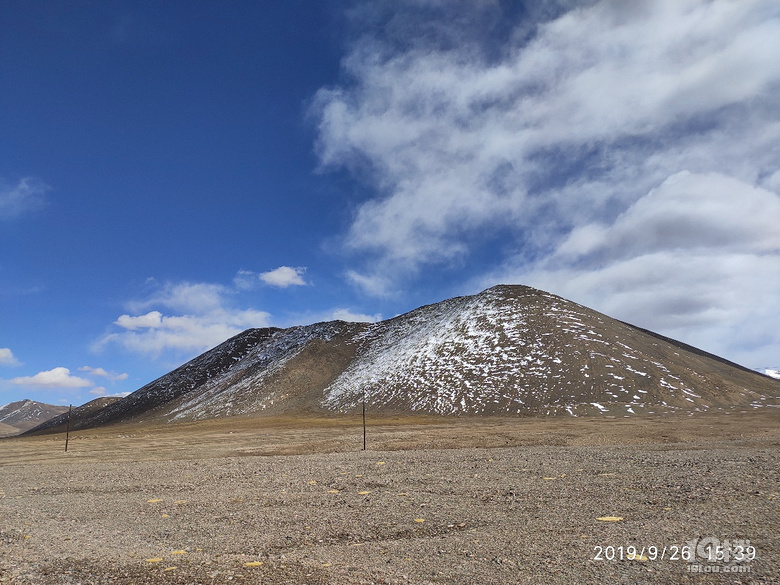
[64,404,72,453]
[362,389,366,451]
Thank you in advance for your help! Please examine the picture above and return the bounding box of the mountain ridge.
[0,400,69,437]
[24,284,780,435]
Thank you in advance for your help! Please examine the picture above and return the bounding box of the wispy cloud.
[126,281,229,314]
[0,177,48,220]
[78,366,128,381]
[345,270,395,299]
[313,0,780,365]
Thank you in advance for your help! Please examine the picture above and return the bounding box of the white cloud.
[313,0,780,366]
[0,177,48,219]
[524,252,780,369]
[115,311,163,330]
[127,282,227,314]
[78,366,129,381]
[345,269,396,298]
[11,367,93,389]
[313,0,780,296]
[233,270,258,291]
[89,387,131,398]
[484,171,780,367]
[329,308,382,323]
[96,281,272,358]
[763,170,780,194]
[259,266,308,288]
[100,311,271,358]
[555,171,780,261]
[0,348,21,367]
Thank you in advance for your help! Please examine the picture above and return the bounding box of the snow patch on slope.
[322,285,733,416]
[324,288,591,414]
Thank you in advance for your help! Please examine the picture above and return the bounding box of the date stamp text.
[592,537,757,573]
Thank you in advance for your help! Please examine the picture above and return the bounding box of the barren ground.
[1,412,778,584]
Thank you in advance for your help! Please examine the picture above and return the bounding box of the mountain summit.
[0,400,68,437]
[26,285,780,434]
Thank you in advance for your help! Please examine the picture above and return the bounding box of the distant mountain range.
[24,285,780,436]
[0,400,69,437]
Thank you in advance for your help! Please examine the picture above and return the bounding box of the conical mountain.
[24,285,780,435]
[322,285,778,416]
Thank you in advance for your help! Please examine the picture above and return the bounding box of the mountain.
[24,285,780,435]
[10,397,122,437]
[0,400,69,437]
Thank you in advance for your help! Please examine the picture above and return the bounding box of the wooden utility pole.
[64,404,72,453]
[362,389,366,451]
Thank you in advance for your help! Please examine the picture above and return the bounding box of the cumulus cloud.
[0,177,48,219]
[95,281,271,358]
[313,0,780,366]
[11,367,93,389]
[0,348,21,367]
[105,312,270,356]
[259,266,308,288]
[234,267,309,289]
[114,311,164,330]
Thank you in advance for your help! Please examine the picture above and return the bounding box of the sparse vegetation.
[1,412,779,583]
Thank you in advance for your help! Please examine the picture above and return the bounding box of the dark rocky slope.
[25,285,780,435]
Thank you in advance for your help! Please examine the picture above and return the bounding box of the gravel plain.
[1,412,778,584]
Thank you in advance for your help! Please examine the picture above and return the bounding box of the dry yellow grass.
[4,411,779,465]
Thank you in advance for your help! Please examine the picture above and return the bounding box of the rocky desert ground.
[1,412,778,584]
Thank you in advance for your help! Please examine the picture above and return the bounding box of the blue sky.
[2,0,779,406]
